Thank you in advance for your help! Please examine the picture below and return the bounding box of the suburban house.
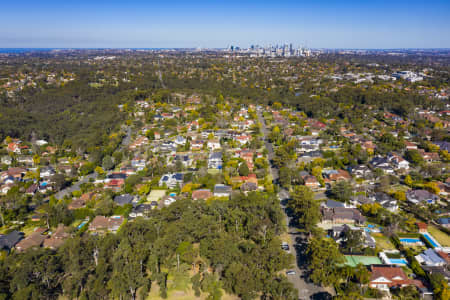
[404,141,418,150]
[349,165,372,178]
[371,193,399,212]
[235,135,251,145]
[213,184,232,198]
[159,173,183,188]
[415,249,447,267]
[326,169,351,182]
[1,156,12,165]
[0,231,24,251]
[114,194,137,206]
[321,199,354,209]
[240,182,258,192]
[416,222,428,233]
[15,228,48,252]
[406,189,439,205]
[437,218,450,229]
[387,153,410,170]
[370,157,395,174]
[88,216,124,233]
[304,175,320,189]
[7,167,27,180]
[369,265,423,291]
[207,139,221,150]
[68,198,87,210]
[173,154,192,167]
[321,207,366,226]
[174,135,186,146]
[192,189,213,200]
[43,224,70,249]
[7,142,21,154]
[208,152,222,169]
[40,166,56,178]
[190,140,204,150]
[129,204,152,218]
[329,224,376,248]
[131,157,146,170]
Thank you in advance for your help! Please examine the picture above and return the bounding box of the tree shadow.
[309,291,333,300]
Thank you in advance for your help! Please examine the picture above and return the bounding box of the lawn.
[386,184,410,194]
[146,190,167,203]
[147,284,238,300]
[207,169,220,175]
[428,225,450,247]
[372,233,396,250]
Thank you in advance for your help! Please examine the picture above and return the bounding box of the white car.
[286,270,296,275]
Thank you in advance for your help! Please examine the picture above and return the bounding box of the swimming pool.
[389,258,408,265]
[399,238,422,244]
[422,233,440,248]
[77,220,88,230]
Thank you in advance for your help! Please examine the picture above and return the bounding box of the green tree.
[288,186,320,231]
[238,163,250,176]
[306,236,344,286]
[405,150,424,165]
[102,155,114,170]
[330,181,353,202]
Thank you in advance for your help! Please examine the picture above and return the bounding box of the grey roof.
[0,231,24,250]
[214,184,231,194]
[173,173,183,181]
[114,194,134,206]
[107,173,127,180]
[240,182,257,191]
[407,189,439,202]
[420,249,446,265]
[209,152,222,160]
[324,199,345,208]
[438,218,449,225]
[132,204,152,213]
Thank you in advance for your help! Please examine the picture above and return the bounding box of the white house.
[208,152,222,169]
[207,139,221,150]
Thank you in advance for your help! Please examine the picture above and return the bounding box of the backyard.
[428,225,450,247]
[372,233,396,250]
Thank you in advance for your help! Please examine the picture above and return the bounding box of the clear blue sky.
[1,0,449,48]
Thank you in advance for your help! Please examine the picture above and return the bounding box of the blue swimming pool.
[422,233,439,248]
[389,258,408,265]
[399,238,421,244]
[77,220,88,230]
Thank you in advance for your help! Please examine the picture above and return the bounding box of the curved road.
[257,109,332,299]
[54,125,132,200]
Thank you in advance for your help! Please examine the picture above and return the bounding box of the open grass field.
[428,225,450,247]
[372,233,396,250]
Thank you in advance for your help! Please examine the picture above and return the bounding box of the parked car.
[286,270,296,275]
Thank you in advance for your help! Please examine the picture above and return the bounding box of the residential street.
[54,173,96,200]
[54,126,132,200]
[257,110,332,299]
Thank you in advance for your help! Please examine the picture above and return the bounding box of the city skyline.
[1,0,450,48]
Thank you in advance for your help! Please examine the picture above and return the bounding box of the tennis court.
[344,255,382,267]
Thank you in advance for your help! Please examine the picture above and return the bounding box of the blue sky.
[1,0,449,48]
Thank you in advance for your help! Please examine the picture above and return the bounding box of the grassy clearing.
[146,190,167,203]
[146,284,238,300]
[372,233,396,250]
[428,225,450,247]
